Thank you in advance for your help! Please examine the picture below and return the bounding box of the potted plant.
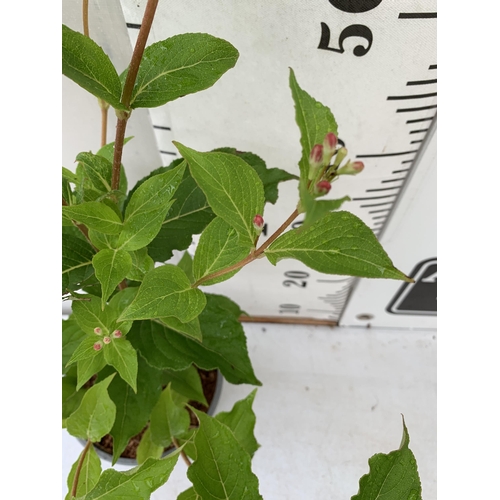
[62,1,424,498]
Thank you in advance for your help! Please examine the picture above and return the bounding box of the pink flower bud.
[322,133,338,164]
[103,336,112,344]
[352,161,364,172]
[94,327,102,335]
[112,330,122,339]
[315,180,331,196]
[253,214,264,231]
[93,341,103,351]
[309,144,323,166]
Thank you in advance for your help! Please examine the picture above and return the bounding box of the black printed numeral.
[318,23,373,57]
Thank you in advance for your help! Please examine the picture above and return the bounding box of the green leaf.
[150,384,190,447]
[299,180,350,230]
[88,229,120,251]
[65,445,101,500]
[126,33,239,108]
[62,232,95,293]
[127,248,154,282]
[177,251,194,284]
[188,409,263,500]
[162,365,208,405]
[66,336,101,367]
[146,164,215,262]
[62,318,86,374]
[63,201,123,234]
[159,315,202,341]
[92,249,133,308]
[178,487,201,500]
[106,355,163,464]
[85,453,181,499]
[66,374,116,442]
[103,338,138,392]
[289,68,338,181]
[76,152,113,194]
[265,211,412,281]
[95,139,130,203]
[119,265,206,323]
[63,177,74,205]
[62,376,87,422]
[136,427,164,465]
[193,217,251,286]
[174,143,265,247]
[63,166,78,184]
[215,390,259,457]
[72,296,111,336]
[129,295,260,385]
[214,148,298,204]
[117,163,185,251]
[76,353,107,390]
[62,24,125,109]
[351,418,422,500]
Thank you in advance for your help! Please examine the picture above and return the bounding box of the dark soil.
[94,368,218,460]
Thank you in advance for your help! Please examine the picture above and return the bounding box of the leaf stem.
[172,436,191,466]
[71,439,92,498]
[111,0,160,192]
[193,209,299,287]
[98,99,109,147]
[82,0,89,37]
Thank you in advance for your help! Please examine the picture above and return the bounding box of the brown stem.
[99,99,109,147]
[111,0,160,192]
[193,209,299,287]
[172,437,191,466]
[71,439,92,498]
[82,0,89,37]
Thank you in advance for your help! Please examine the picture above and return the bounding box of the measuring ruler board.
[116,0,437,326]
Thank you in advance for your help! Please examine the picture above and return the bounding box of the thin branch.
[111,0,160,191]
[71,439,92,498]
[82,0,89,37]
[193,209,299,287]
[98,99,109,147]
[172,437,192,467]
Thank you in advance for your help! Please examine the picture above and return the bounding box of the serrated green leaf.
[63,166,78,184]
[150,384,190,447]
[63,201,123,234]
[127,248,154,282]
[63,177,74,205]
[103,338,138,392]
[159,315,202,341]
[162,366,207,405]
[65,444,101,500]
[126,33,239,108]
[62,233,95,293]
[76,152,113,194]
[76,352,107,390]
[66,336,101,367]
[214,148,298,204]
[188,409,263,500]
[145,162,215,262]
[128,295,260,385]
[215,390,259,457]
[66,374,116,442]
[62,376,87,422]
[118,163,185,251]
[107,355,163,464]
[178,487,201,500]
[174,143,265,247]
[136,427,164,465]
[193,217,250,286]
[62,24,125,109]
[265,211,411,281]
[289,68,338,181]
[88,229,119,250]
[85,453,181,499]
[118,265,206,323]
[351,418,422,500]
[92,249,132,308]
[63,318,86,374]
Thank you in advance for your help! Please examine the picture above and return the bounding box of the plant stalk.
[99,99,109,147]
[193,209,299,287]
[82,0,89,37]
[172,437,192,466]
[111,0,160,191]
[71,439,92,498]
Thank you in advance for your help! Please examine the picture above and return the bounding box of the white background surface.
[62,323,436,499]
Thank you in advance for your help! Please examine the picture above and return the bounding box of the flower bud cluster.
[93,327,122,350]
[307,132,364,196]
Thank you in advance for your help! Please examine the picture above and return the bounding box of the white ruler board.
[63,1,437,327]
